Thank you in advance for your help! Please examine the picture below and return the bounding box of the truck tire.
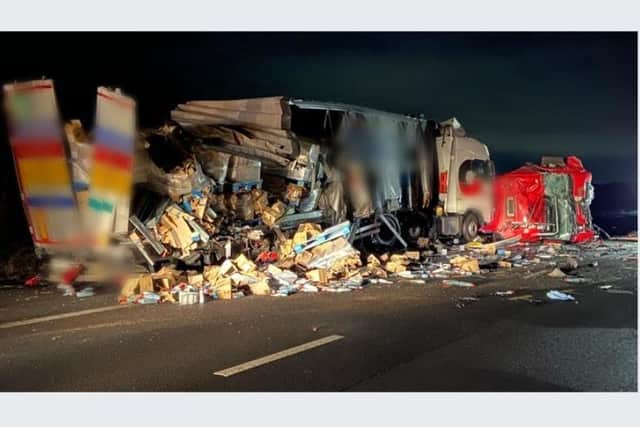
[407,225,422,239]
[402,212,429,242]
[461,212,480,242]
[372,213,402,247]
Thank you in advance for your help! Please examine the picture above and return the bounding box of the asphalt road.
[0,242,636,391]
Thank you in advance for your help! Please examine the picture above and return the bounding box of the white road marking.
[214,334,345,377]
[0,305,128,329]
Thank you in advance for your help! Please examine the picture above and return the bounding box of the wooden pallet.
[215,180,263,193]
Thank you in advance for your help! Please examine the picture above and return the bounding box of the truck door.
[448,137,493,222]
[435,125,455,212]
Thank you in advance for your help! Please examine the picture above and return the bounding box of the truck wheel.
[407,225,422,239]
[461,212,480,242]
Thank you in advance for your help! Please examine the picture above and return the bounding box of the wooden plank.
[166,214,194,250]
[198,142,288,167]
[187,97,285,115]
[174,104,288,130]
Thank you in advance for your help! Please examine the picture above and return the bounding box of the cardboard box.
[249,280,271,296]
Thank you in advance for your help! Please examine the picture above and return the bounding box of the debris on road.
[2,86,635,311]
[494,290,515,296]
[547,268,567,278]
[546,290,576,301]
[24,275,41,288]
[563,277,589,284]
[450,256,480,273]
[560,257,579,272]
[523,269,550,279]
[76,287,95,298]
[442,280,476,288]
[455,296,479,308]
[609,231,638,242]
[508,294,534,302]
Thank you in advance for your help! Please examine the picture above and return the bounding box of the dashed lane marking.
[214,334,345,377]
[0,305,128,329]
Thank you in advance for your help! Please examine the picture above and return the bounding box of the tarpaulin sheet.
[337,112,416,212]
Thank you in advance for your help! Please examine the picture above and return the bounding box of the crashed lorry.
[481,156,595,243]
[3,83,495,260]
[170,97,495,246]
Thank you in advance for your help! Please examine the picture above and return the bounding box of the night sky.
[1,32,636,183]
[0,32,636,249]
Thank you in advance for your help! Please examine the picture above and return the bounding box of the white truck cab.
[435,118,494,241]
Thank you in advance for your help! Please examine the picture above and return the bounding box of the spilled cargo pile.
[24,119,615,304]
[118,196,617,305]
[122,216,371,304]
[3,82,614,308]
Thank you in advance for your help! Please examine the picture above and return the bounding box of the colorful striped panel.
[88,197,114,213]
[90,163,132,194]
[12,141,64,157]
[88,86,136,241]
[93,144,133,170]
[18,157,71,188]
[94,126,134,153]
[3,80,78,247]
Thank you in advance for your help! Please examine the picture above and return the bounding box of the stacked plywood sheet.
[171,96,290,130]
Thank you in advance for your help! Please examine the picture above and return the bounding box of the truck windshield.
[459,159,494,184]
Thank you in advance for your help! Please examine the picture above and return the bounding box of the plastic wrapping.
[317,165,347,225]
[143,154,212,200]
[346,164,374,218]
[235,192,255,221]
[263,140,320,182]
[298,188,321,212]
[228,156,261,182]
[251,188,269,215]
[336,112,408,212]
[68,140,93,189]
[194,147,231,183]
[307,238,359,270]
[64,120,93,191]
[211,193,229,215]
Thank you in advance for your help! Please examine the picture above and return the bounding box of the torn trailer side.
[172,97,495,245]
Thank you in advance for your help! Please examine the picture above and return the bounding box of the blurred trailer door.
[3,79,80,253]
[88,87,136,246]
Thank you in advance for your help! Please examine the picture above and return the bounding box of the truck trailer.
[172,97,495,245]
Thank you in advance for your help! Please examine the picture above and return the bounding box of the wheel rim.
[467,221,478,237]
[408,226,422,238]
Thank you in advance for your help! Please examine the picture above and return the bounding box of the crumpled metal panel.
[544,173,576,241]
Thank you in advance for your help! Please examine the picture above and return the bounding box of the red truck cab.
[481,156,595,243]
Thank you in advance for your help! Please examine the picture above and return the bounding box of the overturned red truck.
[481,156,596,243]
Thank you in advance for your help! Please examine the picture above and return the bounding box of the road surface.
[0,242,636,391]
